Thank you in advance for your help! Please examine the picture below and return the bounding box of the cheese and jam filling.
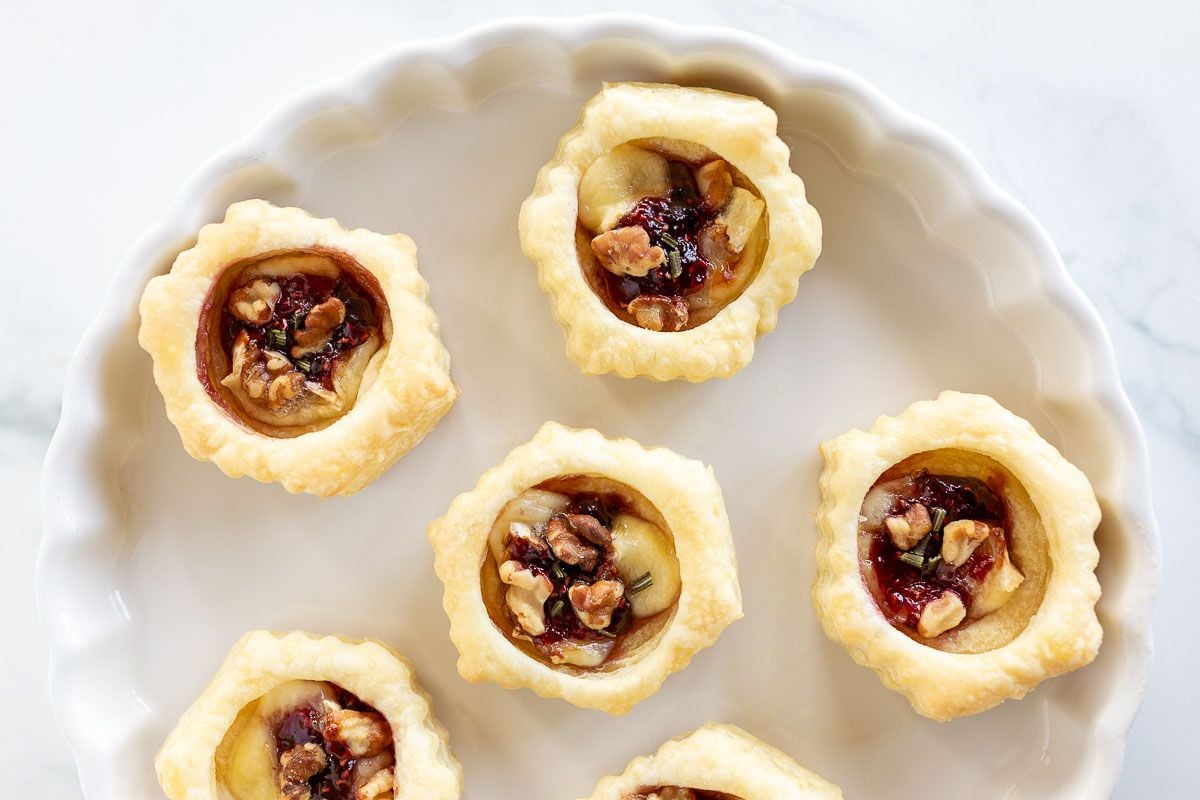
[577,139,768,331]
[198,250,386,435]
[484,477,682,668]
[858,468,1025,640]
[219,680,395,800]
[623,789,742,800]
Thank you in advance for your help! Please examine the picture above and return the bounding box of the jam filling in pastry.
[520,82,821,381]
[155,630,462,800]
[429,422,741,714]
[582,723,843,800]
[814,391,1102,720]
[139,200,458,496]
[580,142,767,332]
[485,478,681,669]
[212,252,383,432]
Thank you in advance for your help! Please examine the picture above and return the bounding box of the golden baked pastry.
[814,391,1102,720]
[139,199,458,496]
[155,630,462,800]
[581,723,842,800]
[428,422,742,713]
[519,82,822,381]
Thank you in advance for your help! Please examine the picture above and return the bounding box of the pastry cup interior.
[574,137,770,331]
[860,448,1051,655]
[195,246,390,438]
[480,473,680,673]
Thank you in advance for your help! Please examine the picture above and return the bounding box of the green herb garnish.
[898,551,926,569]
[266,328,287,349]
[598,629,617,638]
[628,572,654,593]
[548,599,565,617]
[930,507,947,533]
[659,233,680,250]
[549,563,567,582]
[667,250,683,278]
[295,358,313,374]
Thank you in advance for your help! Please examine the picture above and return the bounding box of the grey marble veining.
[2,1,1196,797]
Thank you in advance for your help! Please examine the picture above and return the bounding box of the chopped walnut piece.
[941,519,992,567]
[695,160,733,210]
[278,742,327,800]
[227,279,281,325]
[499,559,553,636]
[627,294,689,332]
[590,225,665,277]
[355,766,395,800]
[568,579,625,630]
[884,503,933,550]
[324,708,392,758]
[292,296,347,358]
[564,513,612,547]
[917,591,966,638]
[545,516,600,571]
[508,521,551,559]
[268,372,306,405]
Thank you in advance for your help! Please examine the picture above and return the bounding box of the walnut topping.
[568,579,625,630]
[884,503,933,550]
[917,591,966,638]
[695,159,733,210]
[278,742,327,800]
[628,294,689,332]
[590,225,665,277]
[292,296,347,357]
[941,519,992,567]
[268,372,305,405]
[228,279,281,325]
[499,559,553,636]
[545,516,600,571]
[355,767,395,800]
[323,707,392,759]
[563,513,612,547]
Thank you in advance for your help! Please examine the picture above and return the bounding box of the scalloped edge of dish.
[37,13,1159,799]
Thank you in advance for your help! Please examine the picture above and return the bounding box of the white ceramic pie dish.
[37,13,1159,800]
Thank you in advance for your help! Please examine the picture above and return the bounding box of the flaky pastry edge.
[138,199,458,497]
[813,390,1103,720]
[154,629,463,800]
[427,421,743,714]
[518,82,822,382]
[581,722,842,799]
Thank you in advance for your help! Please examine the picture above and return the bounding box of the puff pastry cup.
[427,421,742,714]
[519,82,822,381]
[155,630,462,800]
[813,391,1102,721]
[139,199,458,497]
[581,723,842,800]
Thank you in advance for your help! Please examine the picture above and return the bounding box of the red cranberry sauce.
[221,272,376,390]
[504,493,632,647]
[629,789,739,800]
[270,686,380,800]
[603,161,722,306]
[867,472,1007,630]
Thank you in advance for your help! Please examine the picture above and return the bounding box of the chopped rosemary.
[921,554,942,577]
[930,507,947,533]
[266,328,287,349]
[548,599,565,617]
[549,562,567,582]
[659,233,680,250]
[295,358,313,374]
[628,572,654,593]
[598,629,617,638]
[667,249,683,278]
[898,551,926,569]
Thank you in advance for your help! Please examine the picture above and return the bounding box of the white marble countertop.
[2,1,1195,796]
